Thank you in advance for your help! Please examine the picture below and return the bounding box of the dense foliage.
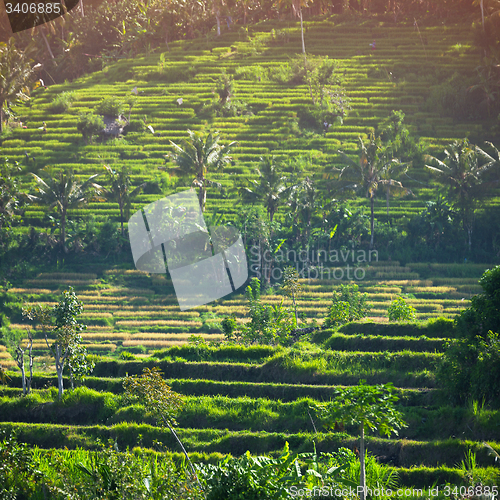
[438,265,500,406]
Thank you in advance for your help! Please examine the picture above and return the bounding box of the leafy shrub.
[324,284,370,328]
[388,296,417,322]
[120,351,137,360]
[49,91,77,113]
[77,112,104,143]
[438,266,500,405]
[123,119,146,133]
[94,96,126,117]
[222,278,295,346]
[0,430,42,498]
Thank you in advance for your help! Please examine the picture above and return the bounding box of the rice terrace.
[1,0,500,498]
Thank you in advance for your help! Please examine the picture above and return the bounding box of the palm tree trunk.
[299,7,306,55]
[0,105,4,134]
[299,8,314,104]
[61,210,67,252]
[119,203,125,236]
[370,196,375,250]
[40,26,55,60]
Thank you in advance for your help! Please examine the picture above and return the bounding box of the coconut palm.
[168,129,236,212]
[240,156,292,224]
[101,165,146,236]
[0,39,37,133]
[275,0,310,54]
[28,170,102,251]
[425,139,500,251]
[338,136,411,249]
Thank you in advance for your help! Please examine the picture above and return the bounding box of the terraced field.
[1,14,500,497]
[1,260,490,364]
[4,16,496,230]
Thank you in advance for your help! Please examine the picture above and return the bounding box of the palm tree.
[28,170,102,251]
[101,166,146,236]
[0,160,20,233]
[0,39,37,133]
[338,136,411,249]
[168,129,236,212]
[275,0,310,54]
[425,139,500,251]
[240,156,292,224]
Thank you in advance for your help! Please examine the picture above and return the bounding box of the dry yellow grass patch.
[36,273,98,280]
[81,312,113,318]
[406,286,457,293]
[7,288,53,294]
[123,340,185,348]
[103,269,149,276]
[82,333,132,341]
[101,288,155,295]
[115,320,201,327]
[25,279,99,286]
[366,316,389,323]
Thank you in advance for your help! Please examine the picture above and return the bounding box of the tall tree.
[0,159,21,234]
[123,367,201,487]
[101,165,146,236]
[169,129,236,212]
[2,321,34,396]
[314,381,407,500]
[425,139,500,251]
[28,170,102,251]
[240,156,291,224]
[24,288,87,400]
[0,39,37,133]
[338,136,411,249]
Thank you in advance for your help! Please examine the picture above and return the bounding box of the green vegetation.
[315,380,407,500]
[388,296,417,322]
[1,4,500,498]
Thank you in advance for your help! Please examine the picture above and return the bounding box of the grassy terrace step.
[323,334,446,353]
[85,355,439,388]
[1,390,498,441]
[1,422,498,468]
[2,375,438,405]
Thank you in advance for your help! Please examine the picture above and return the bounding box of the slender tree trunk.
[27,333,33,394]
[40,27,55,60]
[119,203,125,236]
[21,364,26,395]
[480,0,485,31]
[299,8,315,105]
[79,0,84,16]
[215,11,221,36]
[0,106,3,133]
[299,7,306,54]
[19,355,27,396]
[386,187,390,217]
[162,416,202,488]
[55,347,64,400]
[292,293,298,326]
[359,424,366,500]
[370,196,375,250]
[61,209,67,252]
